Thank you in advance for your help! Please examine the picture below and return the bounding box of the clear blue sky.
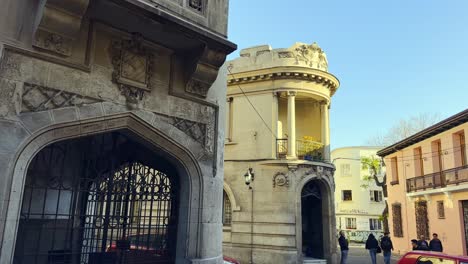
[227,0,467,149]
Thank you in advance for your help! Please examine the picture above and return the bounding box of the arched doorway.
[13,131,179,264]
[301,180,324,259]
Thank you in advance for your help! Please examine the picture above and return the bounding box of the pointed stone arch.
[0,111,220,263]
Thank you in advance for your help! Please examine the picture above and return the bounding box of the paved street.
[346,245,400,264]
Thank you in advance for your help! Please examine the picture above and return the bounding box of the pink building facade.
[378,109,468,256]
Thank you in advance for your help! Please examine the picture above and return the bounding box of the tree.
[361,155,389,233]
[367,113,442,147]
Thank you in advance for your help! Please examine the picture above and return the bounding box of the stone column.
[321,101,330,162]
[287,91,297,158]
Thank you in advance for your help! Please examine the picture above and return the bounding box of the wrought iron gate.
[415,200,430,239]
[13,134,178,264]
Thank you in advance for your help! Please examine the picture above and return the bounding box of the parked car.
[223,255,241,264]
[398,251,468,264]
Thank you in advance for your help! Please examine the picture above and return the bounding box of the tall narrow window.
[225,97,234,142]
[222,191,232,226]
[454,131,466,167]
[432,140,443,172]
[437,201,445,219]
[391,157,399,184]
[415,200,430,239]
[414,147,424,176]
[392,203,403,237]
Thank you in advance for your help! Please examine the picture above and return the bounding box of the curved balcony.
[276,138,325,162]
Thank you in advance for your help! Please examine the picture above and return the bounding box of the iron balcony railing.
[276,138,324,161]
[406,164,468,193]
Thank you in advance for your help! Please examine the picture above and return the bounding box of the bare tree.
[367,113,442,147]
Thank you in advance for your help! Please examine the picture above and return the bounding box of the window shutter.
[370,191,374,201]
[378,191,383,202]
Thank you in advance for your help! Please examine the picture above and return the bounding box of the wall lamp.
[244,168,255,189]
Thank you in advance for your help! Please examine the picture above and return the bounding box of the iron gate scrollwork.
[13,134,178,264]
[415,200,430,239]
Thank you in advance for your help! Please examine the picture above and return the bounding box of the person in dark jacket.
[338,231,349,264]
[429,233,443,252]
[411,239,419,250]
[380,232,394,264]
[418,235,430,251]
[365,233,379,264]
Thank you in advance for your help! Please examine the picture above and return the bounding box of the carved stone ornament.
[33,0,90,56]
[111,33,154,104]
[21,83,102,113]
[294,42,328,71]
[186,47,227,98]
[273,172,289,188]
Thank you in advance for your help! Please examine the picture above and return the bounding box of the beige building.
[222,43,340,264]
[0,0,236,263]
[378,109,468,256]
[331,147,386,242]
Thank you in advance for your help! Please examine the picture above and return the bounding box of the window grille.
[415,200,430,239]
[437,201,445,219]
[223,191,232,226]
[392,203,403,237]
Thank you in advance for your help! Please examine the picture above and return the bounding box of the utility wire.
[227,68,278,140]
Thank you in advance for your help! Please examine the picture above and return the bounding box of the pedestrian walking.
[429,233,443,252]
[418,235,430,251]
[338,231,349,264]
[380,232,394,264]
[365,233,380,264]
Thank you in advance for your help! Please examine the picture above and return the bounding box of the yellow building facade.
[222,43,340,264]
[331,147,386,242]
[378,109,468,256]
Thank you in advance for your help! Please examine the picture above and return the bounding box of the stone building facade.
[331,147,386,243]
[0,0,236,263]
[222,43,340,264]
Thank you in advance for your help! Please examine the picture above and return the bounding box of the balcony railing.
[406,164,468,193]
[276,138,324,161]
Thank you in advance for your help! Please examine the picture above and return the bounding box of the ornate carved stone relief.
[154,110,215,154]
[111,34,154,105]
[296,164,335,185]
[294,43,328,71]
[21,83,102,113]
[33,0,90,56]
[273,172,289,188]
[186,47,226,98]
[188,0,205,13]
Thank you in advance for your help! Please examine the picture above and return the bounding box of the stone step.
[303,258,327,264]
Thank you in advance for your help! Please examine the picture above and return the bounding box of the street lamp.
[244,168,255,189]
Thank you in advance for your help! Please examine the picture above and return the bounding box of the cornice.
[227,68,339,96]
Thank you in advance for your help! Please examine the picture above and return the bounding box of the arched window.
[222,191,232,226]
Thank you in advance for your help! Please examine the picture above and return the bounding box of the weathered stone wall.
[0,2,233,262]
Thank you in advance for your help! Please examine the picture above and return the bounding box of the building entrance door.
[462,201,468,254]
[13,132,179,264]
[301,181,324,259]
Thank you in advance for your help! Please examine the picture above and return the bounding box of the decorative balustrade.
[276,138,324,161]
[406,164,468,193]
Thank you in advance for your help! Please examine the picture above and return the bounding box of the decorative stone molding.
[294,42,328,71]
[154,112,215,154]
[273,172,289,188]
[111,33,154,106]
[186,46,226,98]
[227,71,338,94]
[21,83,102,113]
[33,0,90,56]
